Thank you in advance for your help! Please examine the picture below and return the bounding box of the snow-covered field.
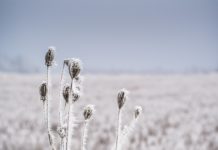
[0,73,218,150]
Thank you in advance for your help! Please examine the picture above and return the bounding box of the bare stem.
[59,63,66,127]
[59,63,65,150]
[115,109,121,150]
[60,138,64,150]
[58,63,66,150]
[81,121,89,150]
[46,66,55,150]
[66,79,74,150]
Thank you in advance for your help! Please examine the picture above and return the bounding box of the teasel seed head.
[57,126,66,138]
[45,47,55,66]
[117,88,129,109]
[83,105,95,120]
[39,81,47,101]
[68,58,82,79]
[134,106,142,119]
[74,75,83,91]
[63,84,70,103]
[72,90,80,102]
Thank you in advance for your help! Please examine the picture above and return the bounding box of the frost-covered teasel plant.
[113,90,143,150]
[115,89,128,150]
[39,47,142,150]
[118,106,142,149]
[81,105,95,150]
[43,47,56,150]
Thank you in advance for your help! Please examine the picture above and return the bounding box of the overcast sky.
[0,0,217,73]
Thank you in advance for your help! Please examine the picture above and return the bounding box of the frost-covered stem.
[60,136,66,150]
[43,101,50,146]
[66,79,74,150]
[119,118,139,149]
[67,104,74,150]
[81,121,89,150]
[59,63,66,150]
[60,138,64,150]
[118,106,142,149]
[59,63,66,127]
[115,109,122,150]
[46,67,55,150]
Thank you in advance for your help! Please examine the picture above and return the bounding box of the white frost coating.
[58,63,66,150]
[59,63,66,127]
[119,118,139,149]
[66,79,78,150]
[66,104,77,150]
[115,109,123,150]
[118,106,142,150]
[46,67,56,150]
[112,107,142,150]
[81,121,90,150]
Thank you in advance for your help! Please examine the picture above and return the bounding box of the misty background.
[0,0,217,73]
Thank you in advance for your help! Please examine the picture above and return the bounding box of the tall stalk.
[47,67,52,146]
[47,66,56,150]
[115,89,128,150]
[81,105,95,150]
[118,106,142,149]
[65,58,82,150]
[81,121,88,150]
[43,47,56,150]
[58,63,66,150]
[115,109,122,150]
[66,79,74,150]
[59,63,66,127]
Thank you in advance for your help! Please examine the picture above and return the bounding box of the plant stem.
[81,121,89,150]
[119,117,139,149]
[60,138,64,150]
[59,63,65,127]
[59,63,66,150]
[115,109,121,150]
[66,79,74,150]
[46,66,55,150]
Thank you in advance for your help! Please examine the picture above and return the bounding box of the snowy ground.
[0,73,218,150]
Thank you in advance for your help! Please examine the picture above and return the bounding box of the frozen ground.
[0,73,218,150]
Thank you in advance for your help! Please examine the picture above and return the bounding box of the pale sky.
[0,0,218,73]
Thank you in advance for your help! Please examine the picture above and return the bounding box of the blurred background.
[0,0,217,73]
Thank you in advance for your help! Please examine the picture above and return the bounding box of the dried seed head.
[68,59,82,79]
[74,75,83,91]
[74,76,81,82]
[134,106,142,119]
[83,105,95,120]
[39,81,47,101]
[117,89,128,109]
[62,84,70,103]
[72,90,80,102]
[45,47,55,66]
[57,127,66,138]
